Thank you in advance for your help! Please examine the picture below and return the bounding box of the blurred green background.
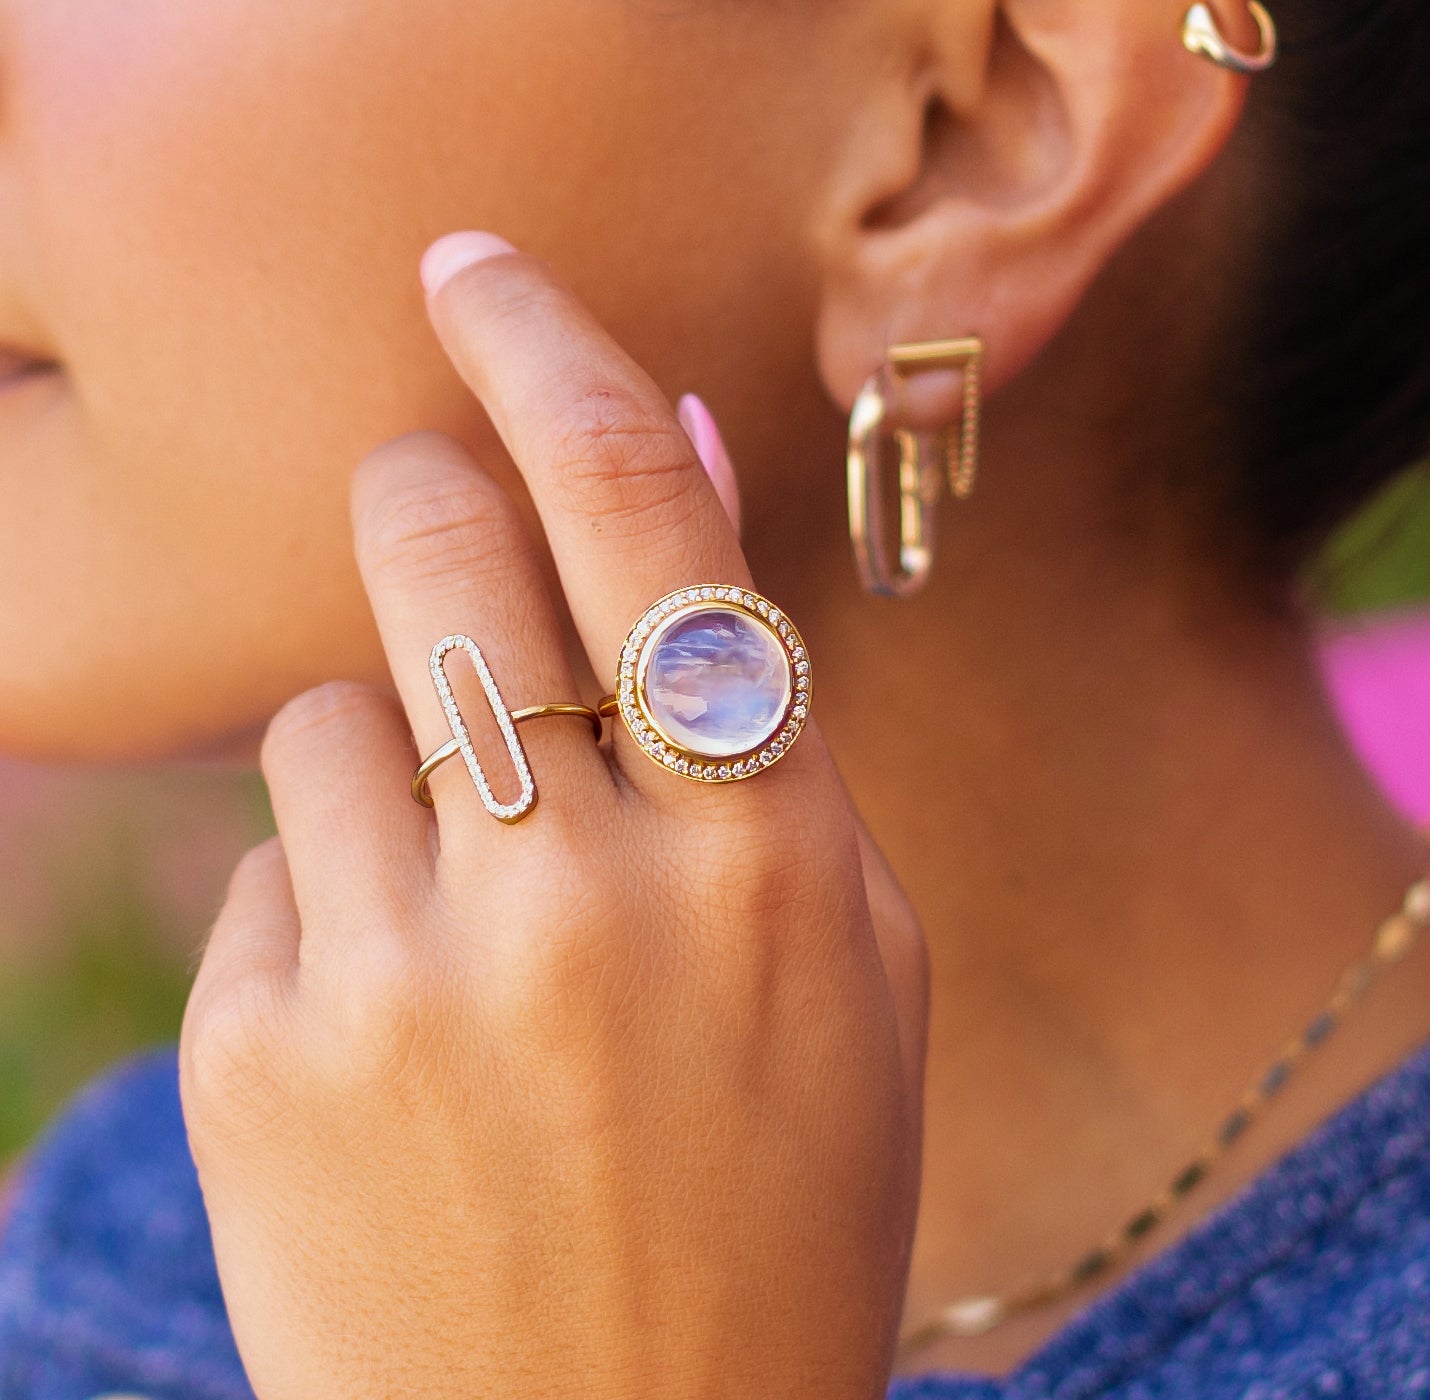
[0,773,276,1164]
[1,468,1429,1167]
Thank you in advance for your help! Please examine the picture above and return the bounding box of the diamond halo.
[614,586,811,784]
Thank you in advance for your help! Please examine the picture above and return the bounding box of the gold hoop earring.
[846,336,983,599]
[1182,3,1278,75]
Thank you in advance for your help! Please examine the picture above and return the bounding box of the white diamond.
[717,765,731,780]
[428,635,536,824]
[701,587,715,600]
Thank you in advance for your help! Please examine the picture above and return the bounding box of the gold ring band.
[511,702,605,741]
[412,702,603,809]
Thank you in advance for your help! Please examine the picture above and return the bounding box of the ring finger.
[351,430,610,850]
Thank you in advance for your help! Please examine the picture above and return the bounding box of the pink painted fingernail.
[678,393,742,535]
[420,231,519,296]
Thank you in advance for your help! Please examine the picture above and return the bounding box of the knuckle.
[321,928,471,1109]
[734,837,831,936]
[356,445,517,588]
[490,866,636,1028]
[180,977,289,1140]
[546,387,701,530]
[676,802,850,957]
[225,834,289,902]
[705,798,823,888]
[531,866,629,970]
[354,429,468,500]
[261,681,382,774]
[334,938,428,1073]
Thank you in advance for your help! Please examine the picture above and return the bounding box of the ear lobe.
[814,0,1252,423]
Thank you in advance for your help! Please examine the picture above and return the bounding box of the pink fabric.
[1317,608,1430,824]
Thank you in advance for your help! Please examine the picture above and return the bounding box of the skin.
[183,237,931,1398]
[2,0,1428,1388]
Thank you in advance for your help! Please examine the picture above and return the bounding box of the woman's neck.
[753,404,1430,1376]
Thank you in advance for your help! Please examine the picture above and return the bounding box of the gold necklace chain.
[897,874,1430,1357]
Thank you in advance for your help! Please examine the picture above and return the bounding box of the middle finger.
[420,232,755,685]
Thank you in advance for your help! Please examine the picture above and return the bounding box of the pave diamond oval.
[429,635,536,824]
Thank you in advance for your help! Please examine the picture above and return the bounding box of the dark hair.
[1225,1,1430,588]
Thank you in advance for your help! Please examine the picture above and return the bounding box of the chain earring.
[847,336,984,599]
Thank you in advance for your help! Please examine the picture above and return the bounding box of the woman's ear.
[813,0,1257,424]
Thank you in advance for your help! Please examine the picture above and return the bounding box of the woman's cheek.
[0,0,832,758]
[0,1,524,754]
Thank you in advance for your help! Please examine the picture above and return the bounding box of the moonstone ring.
[600,586,811,782]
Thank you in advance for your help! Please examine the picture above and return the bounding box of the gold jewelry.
[897,874,1430,1356]
[412,705,604,810]
[848,337,984,599]
[597,585,811,782]
[412,634,602,821]
[1182,2,1279,75]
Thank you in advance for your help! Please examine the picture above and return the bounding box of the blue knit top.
[1,1043,1428,1400]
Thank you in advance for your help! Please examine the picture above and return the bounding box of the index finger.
[419,231,752,681]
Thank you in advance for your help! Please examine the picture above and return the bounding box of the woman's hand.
[179,233,929,1400]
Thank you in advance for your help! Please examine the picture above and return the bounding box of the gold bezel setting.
[616,586,811,783]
